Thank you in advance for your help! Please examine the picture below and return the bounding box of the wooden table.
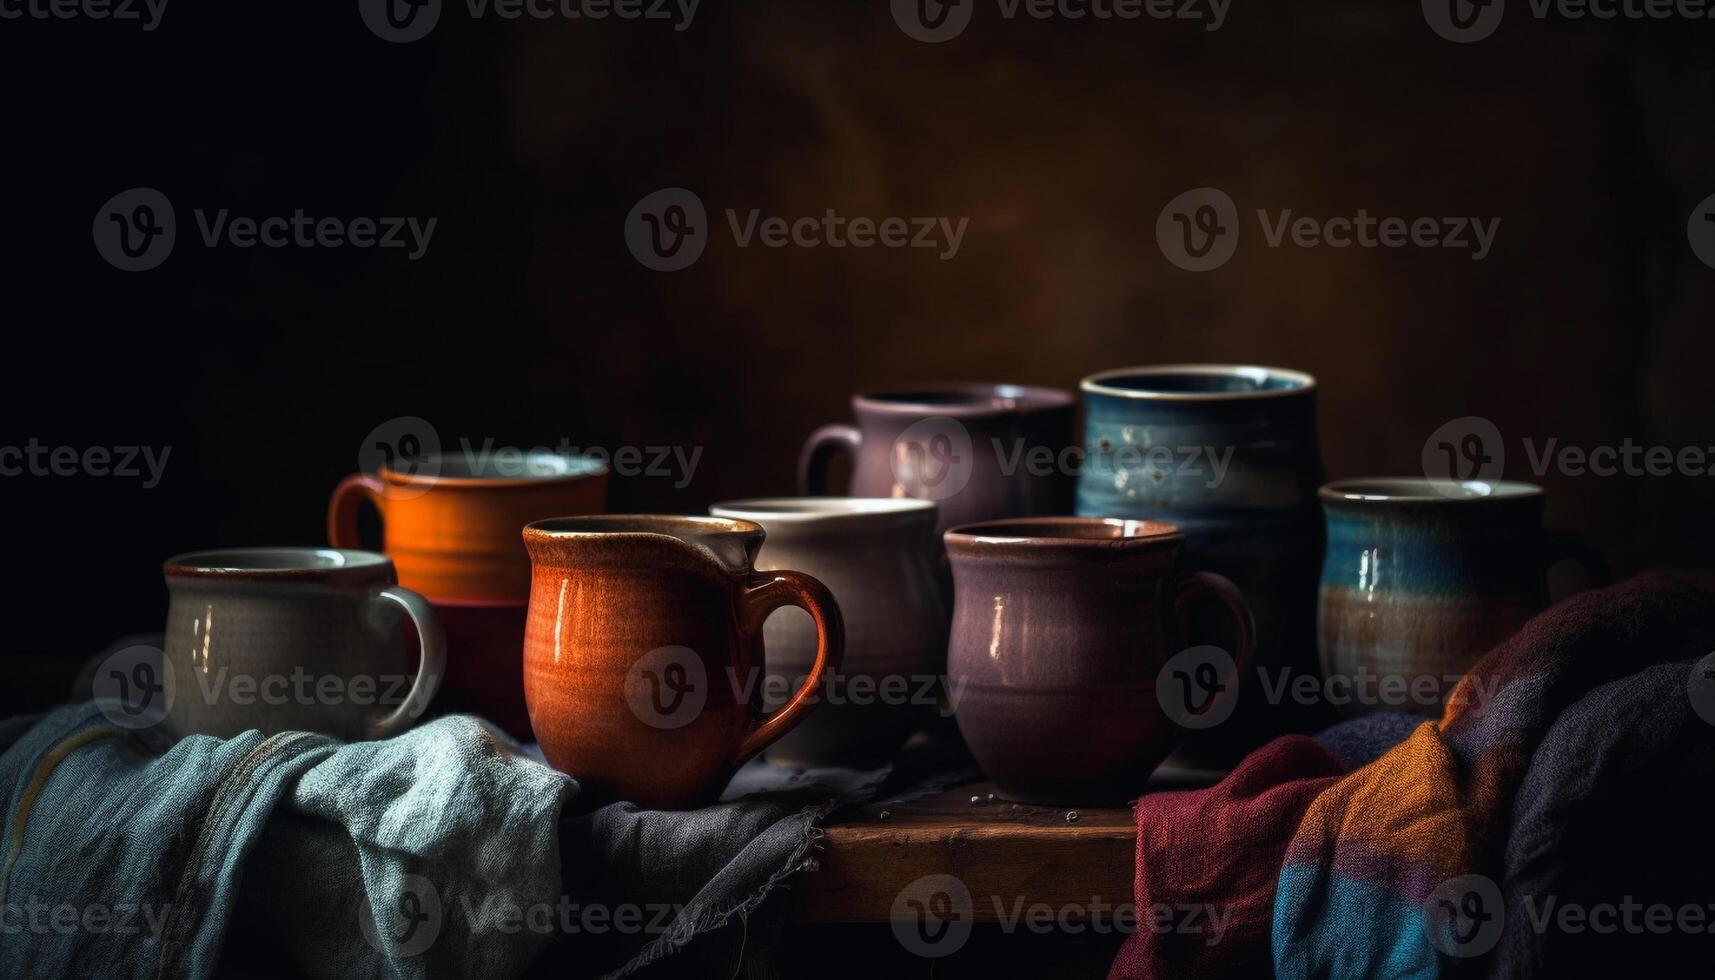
[792,781,1136,923]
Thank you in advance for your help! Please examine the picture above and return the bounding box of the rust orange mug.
[327,451,608,603]
[521,516,845,809]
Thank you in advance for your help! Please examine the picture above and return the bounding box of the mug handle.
[367,585,447,739]
[1172,571,1257,724]
[328,474,387,548]
[797,424,863,495]
[732,570,846,765]
[1542,528,1610,599]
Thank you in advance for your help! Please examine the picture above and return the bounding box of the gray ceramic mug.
[161,547,446,740]
[710,497,947,766]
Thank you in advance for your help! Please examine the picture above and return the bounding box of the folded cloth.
[1272,571,1715,978]
[1108,715,1416,980]
[1494,658,1715,977]
[0,704,574,980]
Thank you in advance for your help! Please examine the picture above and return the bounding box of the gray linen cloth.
[1,703,960,979]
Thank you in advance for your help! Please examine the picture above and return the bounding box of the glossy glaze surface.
[1075,364,1324,762]
[162,547,445,740]
[710,497,947,766]
[522,516,845,809]
[944,517,1254,804]
[327,451,608,602]
[1317,478,1604,716]
[798,383,1076,538]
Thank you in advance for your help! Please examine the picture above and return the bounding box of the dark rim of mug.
[944,516,1184,555]
[711,497,936,531]
[164,547,394,583]
[1080,364,1317,401]
[382,451,609,487]
[1319,478,1545,506]
[853,383,1075,416]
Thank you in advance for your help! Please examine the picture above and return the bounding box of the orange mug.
[327,451,608,602]
[522,516,845,809]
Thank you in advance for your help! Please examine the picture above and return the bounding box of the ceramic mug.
[1076,364,1324,763]
[327,450,607,737]
[798,383,1076,539]
[945,517,1255,804]
[709,497,947,766]
[1318,478,1607,716]
[327,450,608,602]
[522,516,845,809]
[161,548,445,740]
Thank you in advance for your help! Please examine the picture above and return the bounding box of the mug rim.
[381,450,609,488]
[1320,477,1544,505]
[524,514,762,540]
[944,516,1184,554]
[164,547,394,582]
[1080,364,1317,401]
[711,496,935,527]
[853,382,1074,416]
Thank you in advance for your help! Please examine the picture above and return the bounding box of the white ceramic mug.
[709,498,947,765]
[160,548,445,740]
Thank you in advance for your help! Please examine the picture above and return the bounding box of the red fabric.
[1108,737,1345,980]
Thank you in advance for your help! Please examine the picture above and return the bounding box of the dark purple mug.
[945,517,1255,804]
[798,383,1076,539]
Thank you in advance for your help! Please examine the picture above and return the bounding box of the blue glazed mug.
[1076,364,1325,761]
[1318,478,1607,717]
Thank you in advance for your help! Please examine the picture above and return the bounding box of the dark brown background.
[2,0,1712,701]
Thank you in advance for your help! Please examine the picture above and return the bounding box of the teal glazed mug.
[1075,364,1325,762]
[1318,478,1608,716]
